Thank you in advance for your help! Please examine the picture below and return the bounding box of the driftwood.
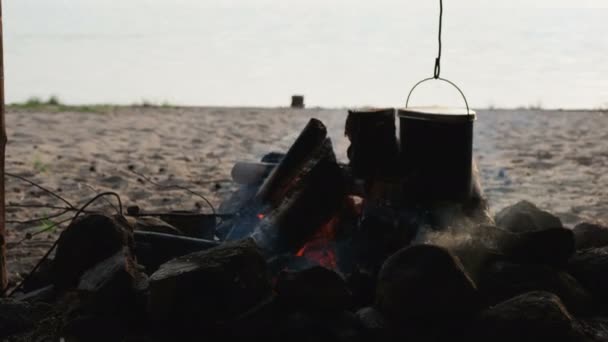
[0,2,7,291]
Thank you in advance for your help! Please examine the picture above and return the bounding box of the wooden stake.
[0,1,8,292]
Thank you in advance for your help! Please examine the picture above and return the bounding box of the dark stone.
[0,299,51,338]
[21,257,54,293]
[356,307,388,341]
[148,238,271,325]
[53,214,133,290]
[126,205,140,215]
[345,269,377,309]
[495,200,563,233]
[279,311,363,342]
[471,291,578,342]
[77,248,147,314]
[573,222,608,250]
[574,317,608,342]
[221,295,281,339]
[502,227,575,266]
[275,266,352,312]
[568,246,608,305]
[478,261,593,315]
[375,244,479,323]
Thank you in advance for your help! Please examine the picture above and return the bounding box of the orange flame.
[295,216,340,270]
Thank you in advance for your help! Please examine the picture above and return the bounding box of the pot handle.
[405,77,470,116]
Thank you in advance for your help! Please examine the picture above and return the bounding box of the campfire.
[3,111,608,342]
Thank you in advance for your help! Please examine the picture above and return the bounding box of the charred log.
[345,108,398,180]
[251,139,346,255]
[255,118,329,206]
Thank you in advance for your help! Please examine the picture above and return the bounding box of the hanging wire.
[434,0,443,79]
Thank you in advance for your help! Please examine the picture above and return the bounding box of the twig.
[129,168,216,215]
[5,172,76,209]
[7,192,124,297]
[80,182,119,213]
[6,209,71,225]
[7,203,74,210]
[10,216,75,247]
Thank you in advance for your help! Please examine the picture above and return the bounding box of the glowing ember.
[295,216,340,270]
[257,213,265,220]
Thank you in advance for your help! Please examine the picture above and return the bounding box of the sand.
[4,106,608,285]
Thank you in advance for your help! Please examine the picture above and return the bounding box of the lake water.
[5,0,608,109]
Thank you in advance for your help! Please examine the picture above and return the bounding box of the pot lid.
[398,106,476,122]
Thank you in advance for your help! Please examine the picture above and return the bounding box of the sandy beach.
[3,106,608,285]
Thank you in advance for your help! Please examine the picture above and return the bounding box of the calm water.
[5,0,608,109]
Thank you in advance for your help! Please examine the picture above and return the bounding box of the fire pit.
[3,114,608,342]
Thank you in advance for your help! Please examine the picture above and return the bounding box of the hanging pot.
[398,78,476,202]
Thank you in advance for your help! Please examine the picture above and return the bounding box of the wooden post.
[0,0,8,291]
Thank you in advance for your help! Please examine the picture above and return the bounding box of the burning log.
[255,118,329,206]
[345,108,399,180]
[251,138,346,254]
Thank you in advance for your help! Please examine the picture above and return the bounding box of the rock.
[574,317,608,342]
[275,266,352,312]
[126,205,140,215]
[77,247,147,314]
[133,216,182,236]
[356,307,388,341]
[0,299,51,338]
[573,222,608,250]
[280,311,363,342]
[148,238,271,325]
[375,244,479,323]
[21,257,54,293]
[53,214,133,290]
[478,261,593,314]
[495,200,563,233]
[568,246,608,304]
[221,295,281,339]
[501,227,574,266]
[471,291,578,342]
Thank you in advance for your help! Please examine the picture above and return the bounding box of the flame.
[295,216,340,270]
